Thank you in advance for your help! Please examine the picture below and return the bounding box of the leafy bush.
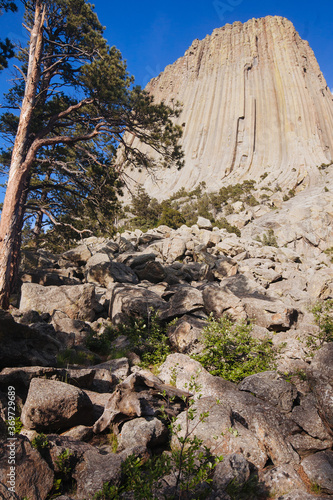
[86,312,171,368]
[194,315,276,382]
[94,375,223,499]
[324,247,333,262]
[158,204,186,229]
[255,228,278,247]
[214,218,241,237]
[307,299,333,351]
[32,433,49,451]
[56,348,98,367]
[6,416,23,435]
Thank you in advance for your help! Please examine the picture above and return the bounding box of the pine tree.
[0,0,17,71]
[0,0,183,308]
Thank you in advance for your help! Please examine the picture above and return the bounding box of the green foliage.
[5,416,22,435]
[0,0,184,256]
[255,229,278,247]
[122,180,259,233]
[128,187,160,230]
[94,375,223,499]
[32,433,49,451]
[0,0,17,71]
[158,204,186,229]
[86,312,171,368]
[194,315,276,382]
[214,217,241,237]
[307,300,333,351]
[226,474,262,500]
[48,449,75,499]
[324,246,333,262]
[56,348,99,367]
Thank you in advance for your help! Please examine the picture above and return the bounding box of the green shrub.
[86,312,171,368]
[32,433,49,451]
[324,247,333,262]
[158,205,186,229]
[57,348,98,367]
[194,315,276,382]
[255,228,278,247]
[6,416,23,435]
[94,375,223,499]
[306,300,333,351]
[214,218,241,237]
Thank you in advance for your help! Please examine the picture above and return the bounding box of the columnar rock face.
[121,16,333,199]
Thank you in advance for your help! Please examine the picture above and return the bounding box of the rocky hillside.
[0,217,333,499]
[120,16,333,200]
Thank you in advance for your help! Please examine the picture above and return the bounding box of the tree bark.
[0,0,44,309]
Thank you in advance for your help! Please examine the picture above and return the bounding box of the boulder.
[301,450,333,495]
[197,216,213,230]
[158,353,236,399]
[61,244,92,264]
[47,435,124,500]
[308,343,333,431]
[118,417,168,452]
[259,465,306,498]
[20,283,97,321]
[211,453,250,493]
[171,396,268,469]
[0,309,60,369]
[93,371,190,434]
[291,394,333,442]
[0,436,54,500]
[167,315,207,354]
[202,284,246,320]
[61,425,93,442]
[51,311,93,345]
[162,237,186,262]
[213,256,238,279]
[134,260,167,283]
[242,295,298,331]
[21,378,95,431]
[108,284,167,323]
[239,371,297,413]
[159,285,204,320]
[86,261,139,287]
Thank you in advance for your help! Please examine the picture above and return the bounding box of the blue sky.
[0,0,332,202]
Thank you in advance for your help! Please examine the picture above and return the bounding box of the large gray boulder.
[47,435,124,500]
[159,285,204,320]
[86,261,139,287]
[21,378,95,431]
[0,309,60,368]
[20,283,97,321]
[308,343,333,431]
[202,284,246,320]
[118,417,168,452]
[167,314,207,354]
[108,284,167,323]
[171,396,268,469]
[0,436,54,500]
[239,371,298,413]
[301,450,333,495]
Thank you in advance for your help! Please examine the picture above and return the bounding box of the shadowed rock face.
[121,16,333,199]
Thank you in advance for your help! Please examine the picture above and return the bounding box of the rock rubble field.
[0,214,333,499]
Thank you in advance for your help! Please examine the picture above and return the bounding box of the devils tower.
[122,16,333,199]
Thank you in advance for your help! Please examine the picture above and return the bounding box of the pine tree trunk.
[0,0,44,309]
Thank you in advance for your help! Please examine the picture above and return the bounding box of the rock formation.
[121,16,333,199]
[1,221,333,498]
